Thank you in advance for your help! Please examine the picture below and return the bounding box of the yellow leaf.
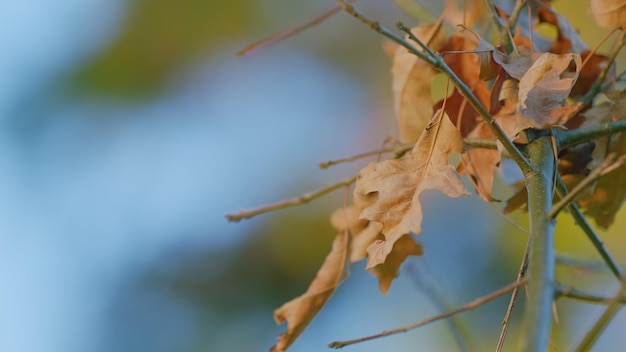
[354,110,468,271]
[392,24,446,143]
[590,0,626,28]
[271,230,350,352]
[518,52,581,127]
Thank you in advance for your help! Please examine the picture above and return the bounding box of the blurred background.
[1,0,626,351]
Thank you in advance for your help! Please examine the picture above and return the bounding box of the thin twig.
[237,0,356,56]
[318,148,395,169]
[557,285,626,305]
[496,239,530,352]
[328,279,526,349]
[556,252,625,272]
[407,261,472,352]
[573,276,626,352]
[549,154,626,218]
[225,176,356,222]
[554,174,624,280]
[508,0,528,34]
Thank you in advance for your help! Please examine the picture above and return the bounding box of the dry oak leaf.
[535,6,589,54]
[435,29,492,135]
[590,0,626,28]
[354,110,468,270]
[392,24,447,143]
[369,234,423,294]
[271,230,349,352]
[458,122,501,201]
[518,52,581,127]
[578,90,626,228]
[330,205,382,262]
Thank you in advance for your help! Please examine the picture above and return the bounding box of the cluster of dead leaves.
[270,1,626,351]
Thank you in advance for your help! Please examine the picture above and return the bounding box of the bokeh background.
[1,1,626,351]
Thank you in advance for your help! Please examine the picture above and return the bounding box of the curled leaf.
[271,230,350,352]
[518,52,581,127]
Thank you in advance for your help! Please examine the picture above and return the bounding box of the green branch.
[521,136,556,352]
[573,277,626,352]
[554,175,624,279]
[557,284,626,305]
[555,120,626,150]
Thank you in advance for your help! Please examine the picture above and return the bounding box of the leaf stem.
[328,279,526,349]
[225,176,356,222]
[496,239,530,352]
[521,136,556,352]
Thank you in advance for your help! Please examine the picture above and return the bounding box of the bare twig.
[550,154,626,218]
[557,252,625,272]
[573,276,626,352]
[554,175,624,280]
[407,261,472,352]
[328,279,526,349]
[318,148,396,169]
[508,0,528,34]
[225,176,356,222]
[557,285,626,305]
[237,0,357,56]
[496,239,530,352]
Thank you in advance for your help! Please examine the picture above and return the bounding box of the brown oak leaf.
[578,90,626,227]
[271,230,349,352]
[354,110,468,270]
[392,24,447,143]
[590,0,626,28]
[330,205,382,262]
[518,52,581,127]
[369,234,423,294]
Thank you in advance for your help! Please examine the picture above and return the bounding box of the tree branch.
[555,120,626,151]
[557,284,626,305]
[521,135,556,352]
[554,175,624,280]
[573,276,626,352]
